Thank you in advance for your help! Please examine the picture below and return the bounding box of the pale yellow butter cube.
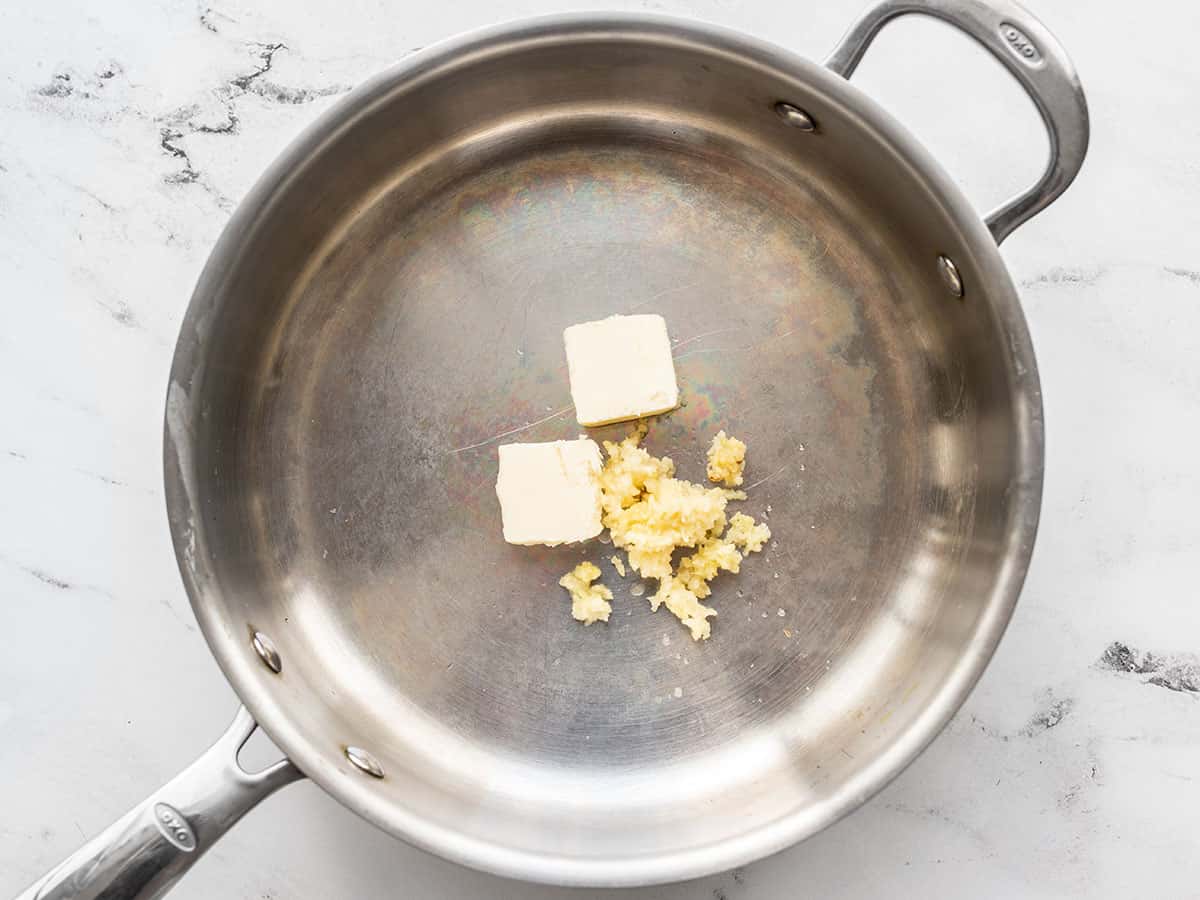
[563,314,679,427]
[495,439,603,546]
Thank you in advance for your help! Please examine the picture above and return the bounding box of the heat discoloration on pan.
[237,135,928,751]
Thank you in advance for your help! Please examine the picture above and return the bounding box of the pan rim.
[164,10,1043,887]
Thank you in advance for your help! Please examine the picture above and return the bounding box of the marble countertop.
[2,0,1198,897]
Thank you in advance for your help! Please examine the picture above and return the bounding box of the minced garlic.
[706,430,747,487]
[676,535,744,599]
[552,424,772,640]
[596,423,673,517]
[600,429,728,580]
[651,576,717,641]
[558,561,613,625]
[726,512,771,553]
[649,512,771,640]
[591,427,771,640]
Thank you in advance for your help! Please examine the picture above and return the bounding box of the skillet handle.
[825,0,1089,244]
[15,706,302,900]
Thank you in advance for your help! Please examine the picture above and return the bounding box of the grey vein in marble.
[1098,642,1200,695]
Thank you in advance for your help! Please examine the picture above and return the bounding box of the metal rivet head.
[937,255,965,298]
[774,101,816,132]
[251,631,282,673]
[345,746,384,778]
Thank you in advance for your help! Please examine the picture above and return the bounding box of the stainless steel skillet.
[20,0,1087,895]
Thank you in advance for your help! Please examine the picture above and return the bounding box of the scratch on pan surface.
[745,464,790,491]
[670,327,742,354]
[625,281,699,313]
[449,404,574,454]
[672,329,797,363]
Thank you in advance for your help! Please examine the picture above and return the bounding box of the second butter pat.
[495,439,603,546]
[563,314,679,426]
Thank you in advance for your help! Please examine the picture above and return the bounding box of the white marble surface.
[2,0,1199,896]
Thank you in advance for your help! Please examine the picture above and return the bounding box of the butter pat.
[563,314,679,426]
[496,439,603,545]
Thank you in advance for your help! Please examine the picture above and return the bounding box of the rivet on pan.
[937,254,965,298]
[345,746,385,778]
[774,102,816,132]
[251,631,282,673]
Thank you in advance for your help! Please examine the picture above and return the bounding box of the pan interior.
[174,24,1032,877]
